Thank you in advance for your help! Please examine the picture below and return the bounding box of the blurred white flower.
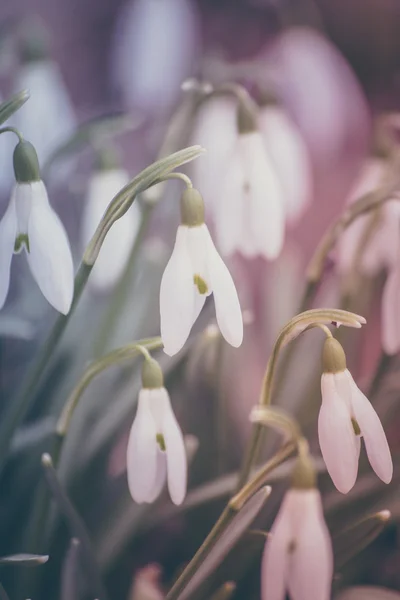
[13,59,76,164]
[112,0,199,114]
[215,131,285,260]
[82,168,140,292]
[127,386,187,505]
[336,158,400,354]
[261,488,333,600]
[160,223,243,356]
[259,104,312,224]
[0,180,74,314]
[319,339,392,494]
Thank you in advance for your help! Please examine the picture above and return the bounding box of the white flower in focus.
[318,338,392,493]
[82,168,140,292]
[160,188,243,356]
[112,0,199,113]
[0,141,74,314]
[259,104,312,224]
[127,359,187,505]
[215,131,285,260]
[14,59,76,164]
[262,454,333,600]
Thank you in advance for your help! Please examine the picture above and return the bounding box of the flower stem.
[165,444,292,600]
[0,125,24,142]
[0,262,92,475]
[92,203,153,357]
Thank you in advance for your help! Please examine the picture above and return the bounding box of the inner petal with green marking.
[156,433,166,452]
[14,233,30,254]
[193,274,208,295]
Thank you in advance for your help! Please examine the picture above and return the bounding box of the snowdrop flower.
[259,98,312,224]
[0,140,74,314]
[262,450,333,600]
[215,99,285,260]
[318,337,393,493]
[82,161,140,292]
[160,187,243,356]
[14,34,76,164]
[112,0,199,114]
[127,356,187,505]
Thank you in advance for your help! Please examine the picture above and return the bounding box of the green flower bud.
[322,337,347,374]
[13,141,41,183]
[141,357,164,389]
[180,187,205,227]
[291,452,316,490]
[236,97,258,134]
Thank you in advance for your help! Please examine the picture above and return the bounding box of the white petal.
[215,152,246,257]
[186,225,210,289]
[261,494,291,600]
[319,373,359,493]
[160,226,195,356]
[82,169,140,291]
[157,388,187,505]
[240,132,285,260]
[14,183,33,234]
[127,389,159,503]
[382,266,400,355]
[288,490,333,600]
[203,227,243,347]
[260,106,312,223]
[346,370,393,484]
[146,449,167,503]
[25,182,74,314]
[0,193,17,309]
[14,60,76,162]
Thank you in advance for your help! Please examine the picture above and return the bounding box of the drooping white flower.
[82,167,140,292]
[160,188,243,356]
[215,130,285,260]
[0,141,74,314]
[318,337,392,493]
[259,103,312,224]
[127,358,187,505]
[262,454,333,600]
[14,54,76,164]
[112,0,199,114]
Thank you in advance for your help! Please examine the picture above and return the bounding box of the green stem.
[0,126,24,142]
[0,263,92,475]
[165,444,292,600]
[93,204,154,357]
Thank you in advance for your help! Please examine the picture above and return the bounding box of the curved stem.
[0,125,24,142]
[56,337,163,437]
[235,308,363,491]
[158,172,193,188]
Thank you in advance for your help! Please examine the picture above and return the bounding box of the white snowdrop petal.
[146,449,167,503]
[160,226,195,356]
[204,228,243,347]
[347,371,393,484]
[319,373,359,493]
[288,490,333,600]
[260,106,312,223]
[127,390,159,503]
[158,388,187,505]
[82,169,140,291]
[0,193,17,309]
[240,132,285,260]
[14,184,33,234]
[215,152,245,257]
[26,182,74,314]
[261,495,291,600]
[382,266,400,355]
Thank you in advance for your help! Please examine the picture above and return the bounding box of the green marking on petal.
[351,418,361,436]
[156,433,166,452]
[14,233,30,253]
[193,274,208,295]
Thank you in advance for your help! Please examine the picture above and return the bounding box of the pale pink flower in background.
[319,369,393,493]
[215,131,285,260]
[190,97,237,214]
[0,181,74,314]
[127,386,187,505]
[82,168,140,292]
[261,488,333,600]
[335,158,400,355]
[112,0,199,114]
[130,564,164,600]
[160,223,243,356]
[259,104,312,224]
